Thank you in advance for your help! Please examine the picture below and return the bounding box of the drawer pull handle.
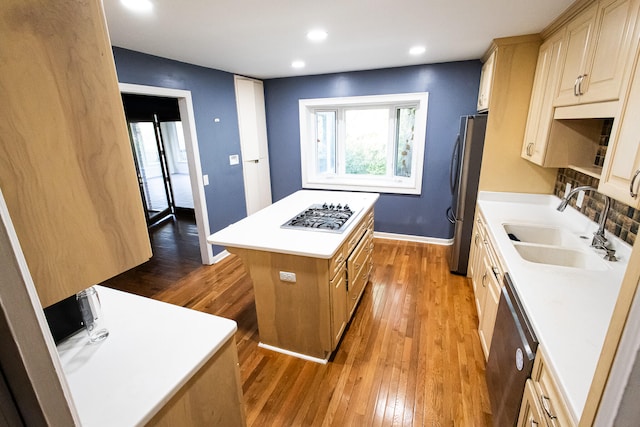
[526,142,534,156]
[630,168,640,198]
[540,395,557,420]
[573,76,581,96]
[530,421,538,427]
[482,273,487,287]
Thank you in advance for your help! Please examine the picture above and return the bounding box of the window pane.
[344,109,388,176]
[315,111,336,174]
[395,107,416,178]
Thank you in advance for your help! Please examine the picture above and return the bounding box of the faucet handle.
[592,242,617,262]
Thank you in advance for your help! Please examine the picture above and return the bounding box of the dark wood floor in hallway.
[103,229,493,426]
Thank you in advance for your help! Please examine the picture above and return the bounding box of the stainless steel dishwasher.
[486,272,539,427]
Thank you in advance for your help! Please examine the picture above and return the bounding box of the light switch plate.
[203,174,209,186]
[229,154,239,165]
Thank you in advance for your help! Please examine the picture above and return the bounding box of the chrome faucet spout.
[556,185,611,247]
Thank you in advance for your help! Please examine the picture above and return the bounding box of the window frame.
[299,92,428,195]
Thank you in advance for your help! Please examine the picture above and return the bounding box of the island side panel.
[229,247,333,359]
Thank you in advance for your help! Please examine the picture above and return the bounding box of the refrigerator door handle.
[446,207,456,224]
[449,134,461,195]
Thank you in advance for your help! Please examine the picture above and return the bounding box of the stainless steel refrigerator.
[447,115,487,275]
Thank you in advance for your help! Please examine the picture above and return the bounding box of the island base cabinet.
[229,247,333,360]
[147,338,246,427]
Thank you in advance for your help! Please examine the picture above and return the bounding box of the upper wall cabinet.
[599,40,640,207]
[554,0,639,107]
[522,30,566,166]
[0,0,152,306]
[477,50,496,112]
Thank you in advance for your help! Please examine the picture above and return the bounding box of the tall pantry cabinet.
[0,0,152,307]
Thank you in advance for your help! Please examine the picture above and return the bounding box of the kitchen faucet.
[556,185,617,261]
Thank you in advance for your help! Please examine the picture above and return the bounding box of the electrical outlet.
[279,271,296,282]
[576,190,585,208]
[564,183,572,198]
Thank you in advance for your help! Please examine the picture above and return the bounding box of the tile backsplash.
[554,168,638,246]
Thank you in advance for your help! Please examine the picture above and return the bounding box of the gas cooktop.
[281,203,359,233]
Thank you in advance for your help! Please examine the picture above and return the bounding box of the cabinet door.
[522,30,566,165]
[330,266,348,349]
[477,50,496,112]
[581,0,638,104]
[0,0,151,306]
[478,254,500,359]
[555,3,597,106]
[517,380,546,427]
[599,46,640,207]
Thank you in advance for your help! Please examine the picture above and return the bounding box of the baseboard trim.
[258,342,329,364]
[373,231,453,246]
[211,249,231,264]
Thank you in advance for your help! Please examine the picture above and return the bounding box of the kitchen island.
[208,190,379,363]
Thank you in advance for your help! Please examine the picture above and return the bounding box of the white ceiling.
[103,0,576,79]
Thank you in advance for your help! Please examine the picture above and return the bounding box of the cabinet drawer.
[348,231,369,280]
[517,380,546,427]
[330,244,347,280]
[532,349,576,427]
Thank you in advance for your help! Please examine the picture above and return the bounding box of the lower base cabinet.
[148,338,246,426]
[469,210,504,359]
[517,346,576,427]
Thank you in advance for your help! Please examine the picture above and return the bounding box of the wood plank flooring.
[103,230,493,426]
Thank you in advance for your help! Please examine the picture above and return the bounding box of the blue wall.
[112,47,246,254]
[112,47,481,241]
[264,62,481,239]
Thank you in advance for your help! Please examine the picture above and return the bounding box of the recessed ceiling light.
[307,29,328,42]
[292,60,306,69]
[409,46,426,56]
[121,0,153,13]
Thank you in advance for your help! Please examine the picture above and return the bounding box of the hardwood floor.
[104,233,493,426]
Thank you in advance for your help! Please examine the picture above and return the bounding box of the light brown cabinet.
[554,0,638,107]
[599,37,640,207]
[522,30,567,166]
[518,346,576,427]
[0,0,152,307]
[477,50,496,112]
[469,211,503,359]
[517,380,547,427]
[148,338,247,427]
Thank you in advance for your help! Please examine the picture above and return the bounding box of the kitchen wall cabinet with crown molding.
[521,30,567,166]
[554,0,639,107]
[0,0,152,307]
[599,32,640,207]
[477,50,496,112]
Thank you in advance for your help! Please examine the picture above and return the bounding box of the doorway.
[119,83,214,265]
[122,94,195,226]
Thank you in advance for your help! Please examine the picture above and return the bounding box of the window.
[299,92,428,195]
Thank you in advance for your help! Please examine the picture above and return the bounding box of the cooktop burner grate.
[281,203,359,232]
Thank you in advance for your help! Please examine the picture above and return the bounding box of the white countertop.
[57,286,237,427]
[207,190,379,258]
[477,191,631,422]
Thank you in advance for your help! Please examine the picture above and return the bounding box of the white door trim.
[119,83,213,265]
